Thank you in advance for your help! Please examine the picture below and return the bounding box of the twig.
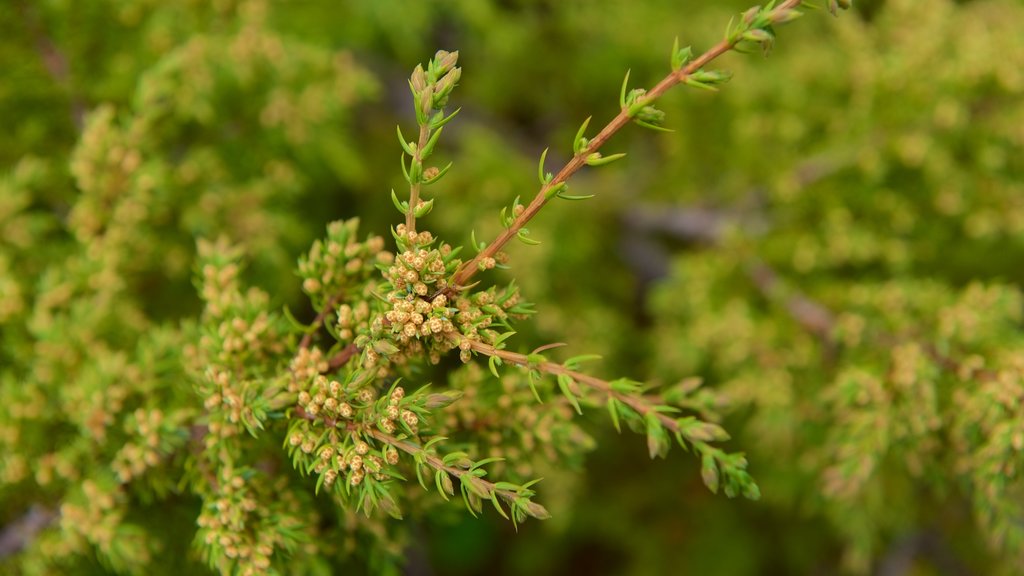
[745,260,835,340]
[299,291,346,350]
[365,428,533,509]
[0,506,58,558]
[327,343,360,372]
[17,1,85,130]
[450,0,804,289]
[464,339,683,435]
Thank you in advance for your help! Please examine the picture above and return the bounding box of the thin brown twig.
[327,343,360,372]
[0,506,57,558]
[450,0,803,289]
[463,339,682,435]
[17,0,85,130]
[365,428,529,508]
[745,260,835,340]
[299,292,346,349]
[744,260,999,383]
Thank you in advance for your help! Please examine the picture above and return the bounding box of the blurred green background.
[3,0,1024,574]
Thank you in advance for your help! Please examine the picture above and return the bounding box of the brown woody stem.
[464,339,681,434]
[451,0,803,289]
[365,428,526,507]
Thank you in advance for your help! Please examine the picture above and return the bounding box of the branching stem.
[452,0,803,288]
[366,428,526,506]
[299,291,346,350]
[465,339,682,434]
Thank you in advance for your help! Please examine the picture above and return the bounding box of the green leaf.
[390,189,409,215]
[701,452,720,493]
[488,355,502,378]
[423,436,448,451]
[544,182,568,200]
[585,152,627,167]
[431,107,462,130]
[442,451,472,468]
[517,229,541,246]
[671,38,694,72]
[609,378,642,393]
[607,397,622,433]
[423,161,453,185]
[619,69,631,108]
[396,125,416,156]
[564,354,602,370]
[400,153,411,183]
[556,190,595,201]
[557,374,582,415]
[490,492,509,520]
[645,413,670,459]
[409,158,423,183]
[436,470,453,500]
[635,119,675,133]
[527,370,543,404]
[282,305,309,332]
[573,116,592,155]
[471,457,505,471]
[413,198,434,218]
[538,147,550,185]
[421,126,444,157]
[314,470,326,495]
[416,461,428,490]
[493,331,516,348]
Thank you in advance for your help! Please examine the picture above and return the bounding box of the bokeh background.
[3,0,1024,574]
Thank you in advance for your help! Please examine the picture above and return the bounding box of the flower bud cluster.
[362,226,462,367]
[59,480,129,559]
[337,300,371,344]
[290,384,422,493]
[298,218,392,299]
[112,408,181,483]
[211,311,276,363]
[297,374,356,423]
[411,50,461,118]
[196,240,286,365]
[198,256,242,319]
[288,346,329,392]
[200,369,243,447]
[450,284,527,362]
[379,385,420,435]
[196,471,292,576]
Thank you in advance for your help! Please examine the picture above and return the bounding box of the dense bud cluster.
[298,219,391,301]
[287,382,424,495]
[111,408,185,483]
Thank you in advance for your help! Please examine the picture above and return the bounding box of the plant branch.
[464,339,682,435]
[17,0,85,130]
[451,0,804,289]
[745,260,835,340]
[406,122,432,233]
[366,428,547,518]
[744,260,999,382]
[327,343,360,372]
[0,506,57,558]
[299,291,346,350]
